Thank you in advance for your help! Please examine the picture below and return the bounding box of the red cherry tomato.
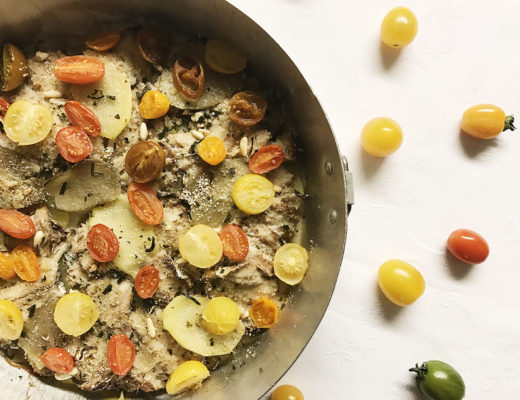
[447,229,489,264]
[107,334,135,376]
[127,182,163,225]
[220,224,249,262]
[0,209,35,239]
[87,224,119,262]
[55,126,93,163]
[41,347,74,374]
[65,101,101,137]
[54,56,105,84]
[0,98,10,119]
[134,265,160,298]
[249,145,285,174]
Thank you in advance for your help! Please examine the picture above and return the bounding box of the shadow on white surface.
[443,249,475,280]
[379,40,401,70]
[359,146,385,180]
[458,129,499,159]
[403,382,425,400]
[375,282,404,321]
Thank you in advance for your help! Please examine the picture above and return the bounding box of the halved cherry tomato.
[125,141,165,183]
[0,253,16,280]
[0,209,35,239]
[41,347,74,374]
[85,31,121,52]
[137,26,169,65]
[250,297,279,329]
[127,182,163,225]
[197,136,227,165]
[107,334,135,376]
[447,229,489,264]
[0,98,10,119]
[54,56,105,84]
[173,57,205,100]
[220,224,249,262]
[87,224,119,262]
[249,145,285,174]
[65,101,101,137]
[55,126,93,163]
[12,245,40,282]
[229,92,267,127]
[135,265,160,298]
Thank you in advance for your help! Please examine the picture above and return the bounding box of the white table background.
[229,0,520,399]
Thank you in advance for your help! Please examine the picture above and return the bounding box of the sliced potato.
[70,63,132,139]
[162,295,245,357]
[89,195,157,277]
[45,161,120,213]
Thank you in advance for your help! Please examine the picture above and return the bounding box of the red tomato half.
[0,98,10,119]
[0,209,35,239]
[220,224,249,262]
[55,126,93,163]
[249,145,285,174]
[54,56,105,84]
[87,224,119,262]
[41,347,74,374]
[447,229,489,264]
[127,182,163,225]
[135,265,160,298]
[65,101,101,137]
[107,334,135,376]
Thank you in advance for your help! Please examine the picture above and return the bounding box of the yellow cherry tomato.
[274,243,309,285]
[197,136,227,165]
[461,104,515,139]
[179,224,223,268]
[250,297,279,329]
[138,90,170,119]
[54,293,99,336]
[204,40,247,74]
[0,299,23,340]
[202,296,240,335]
[3,100,53,145]
[232,174,275,215]
[377,260,425,306]
[381,7,418,48]
[361,117,403,157]
[272,384,304,400]
[166,360,210,395]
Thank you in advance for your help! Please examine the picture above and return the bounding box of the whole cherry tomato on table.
[361,117,403,157]
[410,360,465,400]
[377,259,425,306]
[381,7,418,48]
[461,104,515,139]
[271,384,304,400]
[447,229,489,264]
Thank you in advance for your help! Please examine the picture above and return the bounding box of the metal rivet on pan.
[329,209,337,224]
[325,161,333,175]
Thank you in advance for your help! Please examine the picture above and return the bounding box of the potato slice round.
[70,63,132,139]
[162,295,245,357]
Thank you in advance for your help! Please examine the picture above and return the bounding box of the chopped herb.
[97,330,104,338]
[107,95,116,100]
[182,293,201,305]
[158,126,171,139]
[93,101,97,107]
[87,89,104,100]
[84,196,87,202]
[124,137,129,143]
[114,114,120,119]
[28,304,36,318]
[228,168,235,177]
[210,338,214,346]
[282,224,290,231]
[58,112,67,122]
[145,237,156,252]
[224,213,232,224]
[179,213,184,217]
[189,140,202,154]
[102,284,112,294]
[59,182,68,195]
[103,138,109,147]
[136,92,144,100]
[90,163,103,177]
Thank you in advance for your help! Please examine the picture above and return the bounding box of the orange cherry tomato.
[0,209,35,239]
[447,229,489,264]
[134,265,160,299]
[41,347,74,374]
[0,253,16,280]
[0,98,10,119]
[220,224,249,262]
[127,182,163,225]
[250,297,279,329]
[54,56,105,84]
[173,56,205,100]
[85,31,121,52]
[55,126,93,163]
[87,224,119,262]
[196,136,227,165]
[107,334,135,376]
[249,145,285,174]
[12,245,40,282]
[229,92,267,127]
[65,101,101,137]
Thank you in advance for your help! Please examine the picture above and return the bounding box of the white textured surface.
[228,0,520,399]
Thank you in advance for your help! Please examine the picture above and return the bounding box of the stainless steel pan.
[0,0,353,398]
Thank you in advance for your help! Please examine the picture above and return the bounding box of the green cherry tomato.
[377,259,425,306]
[361,117,403,157]
[381,7,418,48]
[271,384,304,400]
[410,360,465,400]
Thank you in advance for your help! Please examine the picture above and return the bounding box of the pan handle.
[341,155,354,216]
